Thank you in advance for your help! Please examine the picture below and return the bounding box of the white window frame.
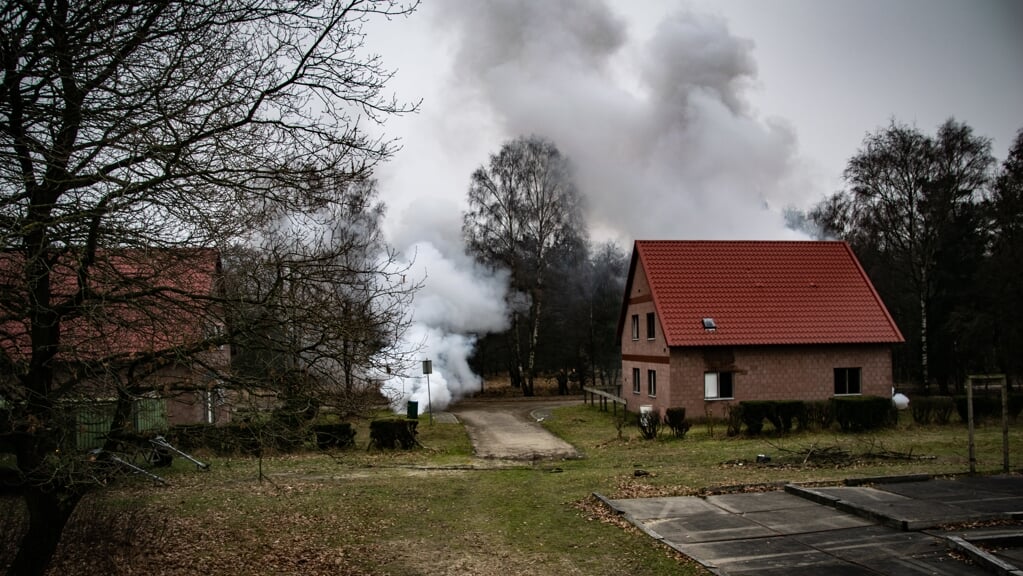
[647,369,657,397]
[631,314,639,340]
[632,368,641,394]
[704,371,734,400]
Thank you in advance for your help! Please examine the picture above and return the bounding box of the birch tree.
[462,136,586,396]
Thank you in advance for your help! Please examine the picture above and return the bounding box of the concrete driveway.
[448,398,582,460]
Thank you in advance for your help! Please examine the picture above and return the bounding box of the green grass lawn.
[8,404,1023,576]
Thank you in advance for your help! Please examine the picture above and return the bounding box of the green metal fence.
[72,398,168,450]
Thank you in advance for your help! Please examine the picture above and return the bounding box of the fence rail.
[583,386,627,416]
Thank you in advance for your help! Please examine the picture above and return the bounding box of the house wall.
[620,259,672,414]
[661,344,894,419]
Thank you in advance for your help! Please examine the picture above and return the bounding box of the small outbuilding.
[618,240,904,419]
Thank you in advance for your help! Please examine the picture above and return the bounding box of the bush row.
[166,421,356,455]
[724,396,894,435]
[909,394,1023,424]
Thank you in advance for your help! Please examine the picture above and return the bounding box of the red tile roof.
[624,240,904,347]
[0,248,222,361]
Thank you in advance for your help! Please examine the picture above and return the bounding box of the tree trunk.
[508,313,523,389]
[523,289,543,398]
[7,488,83,576]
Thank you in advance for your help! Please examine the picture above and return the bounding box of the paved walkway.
[449,398,582,460]
[601,475,1023,576]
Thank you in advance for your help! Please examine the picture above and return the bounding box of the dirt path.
[449,397,582,460]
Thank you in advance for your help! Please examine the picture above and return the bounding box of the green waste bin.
[406,400,419,420]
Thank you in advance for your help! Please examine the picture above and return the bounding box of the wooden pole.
[967,377,976,475]
[1002,379,1009,473]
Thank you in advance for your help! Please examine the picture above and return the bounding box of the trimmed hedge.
[775,401,806,432]
[166,423,261,455]
[739,401,772,434]
[910,396,955,425]
[833,396,894,432]
[954,394,1023,423]
[805,400,834,431]
[731,398,893,435]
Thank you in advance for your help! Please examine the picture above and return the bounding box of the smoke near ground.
[382,240,509,413]
[376,1,818,410]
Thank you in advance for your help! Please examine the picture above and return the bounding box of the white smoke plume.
[382,239,509,413]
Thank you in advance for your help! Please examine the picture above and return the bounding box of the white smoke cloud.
[381,238,509,413]
[441,1,812,242]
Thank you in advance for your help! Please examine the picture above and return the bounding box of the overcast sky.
[365,0,1023,249]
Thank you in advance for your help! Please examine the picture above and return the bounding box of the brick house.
[618,240,904,419]
[1,249,232,438]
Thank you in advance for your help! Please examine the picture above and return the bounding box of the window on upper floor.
[646,312,655,339]
[631,314,639,340]
[704,371,734,400]
[834,367,861,395]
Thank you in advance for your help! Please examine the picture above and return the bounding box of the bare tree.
[462,136,586,396]
[0,1,417,574]
[822,119,993,389]
[225,176,417,426]
[986,130,1023,384]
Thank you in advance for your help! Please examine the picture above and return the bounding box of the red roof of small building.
[0,248,222,361]
[622,240,904,347]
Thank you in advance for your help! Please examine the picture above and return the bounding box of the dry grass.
[3,399,1021,576]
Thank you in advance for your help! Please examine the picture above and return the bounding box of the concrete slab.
[878,477,1023,516]
[676,535,839,574]
[790,485,993,530]
[603,475,1023,576]
[706,491,818,514]
[607,495,724,521]
[744,506,873,535]
[644,513,776,544]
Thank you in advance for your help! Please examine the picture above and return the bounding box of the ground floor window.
[647,369,657,397]
[704,371,734,399]
[632,367,641,394]
[834,367,861,395]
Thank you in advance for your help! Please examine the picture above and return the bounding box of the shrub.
[911,396,955,425]
[954,394,1023,423]
[805,400,834,431]
[775,401,806,433]
[739,401,775,435]
[637,410,660,440]
[664,407,691,439]
[833,396,893,432]
[725,404,743,437]
[312,423,356,449]
[369,418,418,449]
